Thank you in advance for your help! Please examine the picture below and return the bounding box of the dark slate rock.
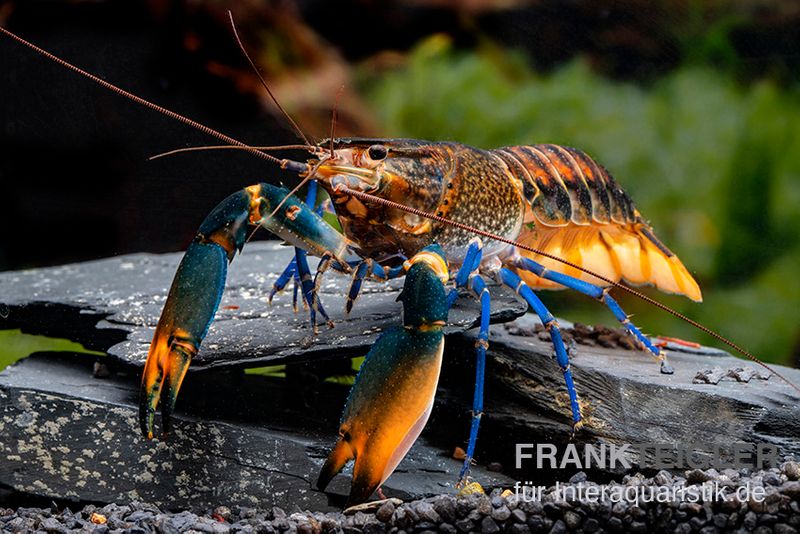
[458,318,800,480]
[0,352,511,512]
[4,246,800,512]
[0,242,526,370]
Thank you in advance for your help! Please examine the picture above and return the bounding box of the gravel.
[3,464,800,532]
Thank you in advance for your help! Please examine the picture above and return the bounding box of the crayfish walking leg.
[512,256,674,374]
[498,268,583,429]
[139,183,349,439]
[448,240,492,484]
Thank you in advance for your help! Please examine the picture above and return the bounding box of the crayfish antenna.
[227,10,315,148]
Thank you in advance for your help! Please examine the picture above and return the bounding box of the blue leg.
[458,272,490,483]
[297,247,332,333]
[310,252,343,333]
[447,240,483,309]
[292,267,301,312]
[346,260,373,315]
[269,257,297,304]
[345,260,406,315]
[498,268,583,429]
[446,239,490,483]
[513,257,673,374]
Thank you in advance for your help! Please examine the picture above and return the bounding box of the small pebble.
[694,366,725,384]
[490,505,510,522]
[487,462,503,472]
[728,366,757,382]
[568,471,587,484]
[782,461,800,481]
[563,510,581,529]
[480,516,500,533]
[376,501,395,523]
[686,469,712,484]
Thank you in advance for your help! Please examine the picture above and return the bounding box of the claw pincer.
[317,245,449,506]
[139,183,348,439]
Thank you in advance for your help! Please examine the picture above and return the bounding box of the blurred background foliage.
[1,0,799,365]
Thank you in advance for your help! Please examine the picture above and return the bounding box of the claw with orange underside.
[316,245,449,506]
[139,183,349,439]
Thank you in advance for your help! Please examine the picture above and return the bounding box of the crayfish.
[3,21,794,507]
[135,136,702,504]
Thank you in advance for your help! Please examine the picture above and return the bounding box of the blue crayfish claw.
[317,245,449,506]
[140,184,350,439]
[139,189,250,439]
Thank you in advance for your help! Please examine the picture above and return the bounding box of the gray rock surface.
[443,316,800,479]
[0,242,526,369]
[0,352,511,511]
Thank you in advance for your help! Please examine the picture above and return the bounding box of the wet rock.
[490,505,510,522]
[0,243,525,370]
[0,352,510,511]
[480,516,500,533]
[694,367,725,384]
[783,461,800,481]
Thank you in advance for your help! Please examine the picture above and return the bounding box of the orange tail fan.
[516,222,702,302]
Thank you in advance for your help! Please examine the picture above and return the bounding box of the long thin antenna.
[338,185,800,395]
[149,143,320,161]
[330,85,345,157]
[227,10,315,147]
[0,25,305,172]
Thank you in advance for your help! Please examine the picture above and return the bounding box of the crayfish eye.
[367,144,388,161]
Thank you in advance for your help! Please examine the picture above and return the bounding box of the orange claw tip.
[317,438,355,491]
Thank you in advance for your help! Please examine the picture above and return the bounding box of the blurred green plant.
[245,356,363,385]
[0,329,105,372]
[359,36,800,364]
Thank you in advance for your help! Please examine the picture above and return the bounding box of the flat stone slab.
[0,242,526,370]
[441,315,800,480]
[3,248,799,511]
[0,352,511,511]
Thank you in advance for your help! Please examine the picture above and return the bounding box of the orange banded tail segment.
[562,147,612,224]
[499,146,572,226]
[539,144,594,226]
[497,145,638,227]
